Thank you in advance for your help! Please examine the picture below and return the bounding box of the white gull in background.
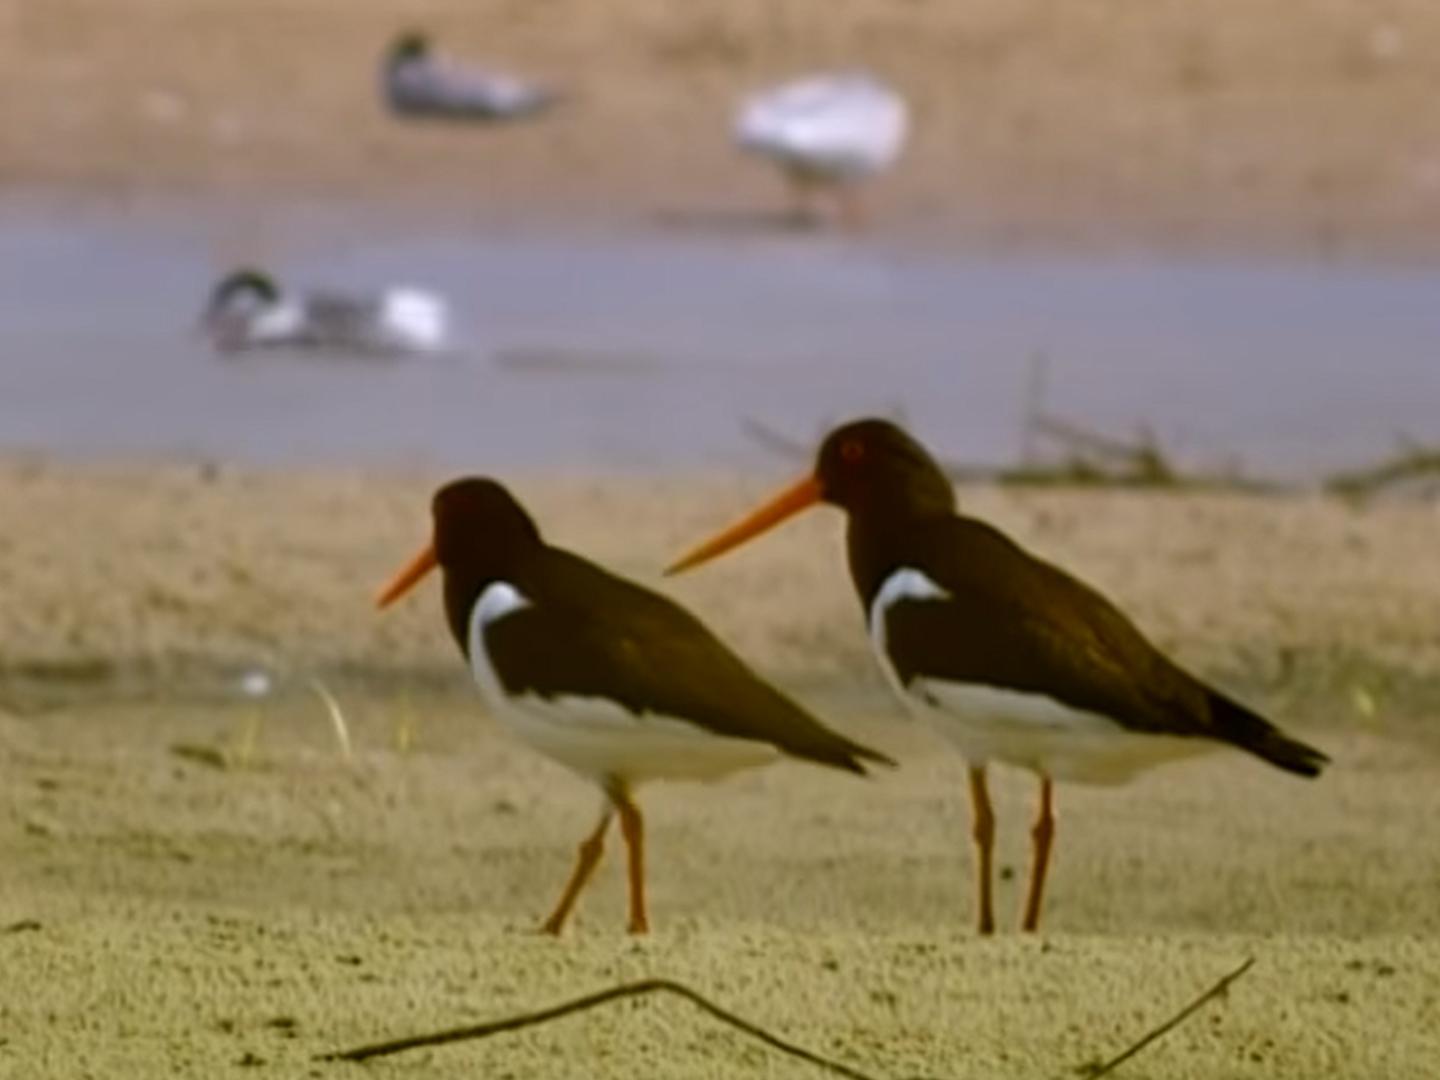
[734,71,910,228]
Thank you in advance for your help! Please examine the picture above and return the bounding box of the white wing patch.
[466,581,532,700]
[868,568,951,709]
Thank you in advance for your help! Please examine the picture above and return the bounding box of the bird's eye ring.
[840,440,865,463]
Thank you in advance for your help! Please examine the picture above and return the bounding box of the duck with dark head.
[377,477,892,935]
[382,29,559,122]
[668,418,1328,935]
[200,266,448,356]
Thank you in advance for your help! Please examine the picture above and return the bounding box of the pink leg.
[539,806,613,935]
[1020,777,1055,933]
[835,185,868,230]
[785,170,820,227]
[613,788,649,934]
[967,765,997,935]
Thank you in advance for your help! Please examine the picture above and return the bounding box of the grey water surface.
[2,202,1435,478]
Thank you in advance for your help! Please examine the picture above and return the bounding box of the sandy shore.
[5,1,1440,256]
[3,460,1439,1075]
[4,458,1440,716]
[7,5,1439,1066]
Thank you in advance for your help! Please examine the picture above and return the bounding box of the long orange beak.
[665,474,823,575]
[376,543,438,608]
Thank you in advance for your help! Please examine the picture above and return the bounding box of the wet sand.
[3,461,1439,1076]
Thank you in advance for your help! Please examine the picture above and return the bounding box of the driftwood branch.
[318,978,891,1080]
[740,416,1279,492]
[319,960,1256,1079]
[1030,414,1175,485]
[1324,445,1440,497]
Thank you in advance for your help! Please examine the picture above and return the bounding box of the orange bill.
[376,543,438,609]
[665,474,822,575]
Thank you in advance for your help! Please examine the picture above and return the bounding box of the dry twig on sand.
[1076,956,1256,1078]
[319,978,883,1079]
[306,677,353,761]
[317,958,1257,1079]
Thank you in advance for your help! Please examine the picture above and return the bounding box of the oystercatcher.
[377,477,892,934]
[667,419,1328,933]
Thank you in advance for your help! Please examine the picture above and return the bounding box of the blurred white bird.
[201,268,450,357]
[735,71,910,228]
[382,31,559,122]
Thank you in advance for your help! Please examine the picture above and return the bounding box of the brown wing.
[883,536,1209,734]
[484,550,893,775]
[875,517,1326,775]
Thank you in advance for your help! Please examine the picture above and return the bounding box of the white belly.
[484,693,780,786]
[868,567,1213,785]
[906,678,1212,785]
[467,583,779,786]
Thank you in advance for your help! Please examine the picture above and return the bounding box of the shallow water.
[2,201,1436,477]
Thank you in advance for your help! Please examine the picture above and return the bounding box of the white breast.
[466,582,778,787]
[867,567,950,708]
[867,568,1212,785]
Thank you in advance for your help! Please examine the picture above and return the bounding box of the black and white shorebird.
[376,478,892,934]
[201,268,448,356]
[382,31,559,123]
[667,419,1329,934]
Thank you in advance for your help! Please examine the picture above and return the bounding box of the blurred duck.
[201,268,449,356]
[735,71,909,228]
[382,31,558,122]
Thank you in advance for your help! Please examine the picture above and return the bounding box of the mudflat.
[5,1,1440,256]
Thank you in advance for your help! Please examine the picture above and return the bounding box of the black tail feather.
[850,742,899,774]
[809,737,897,776]
[1207,691,1329,777]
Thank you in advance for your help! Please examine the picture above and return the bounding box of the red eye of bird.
[840,440,865,463]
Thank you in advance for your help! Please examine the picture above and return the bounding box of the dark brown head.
[375,477,543,610]
[666,417,954,575]
[813,419,955,518]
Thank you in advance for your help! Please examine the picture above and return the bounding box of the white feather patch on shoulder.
[466,581,531,698]
[463,581,777,784]
[867,567,951,708]
[863,568,1211,783]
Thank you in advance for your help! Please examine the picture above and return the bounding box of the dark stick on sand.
[318,959,1256,1079]
[1076,956,1257,1079]
[317,977,886,1079]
